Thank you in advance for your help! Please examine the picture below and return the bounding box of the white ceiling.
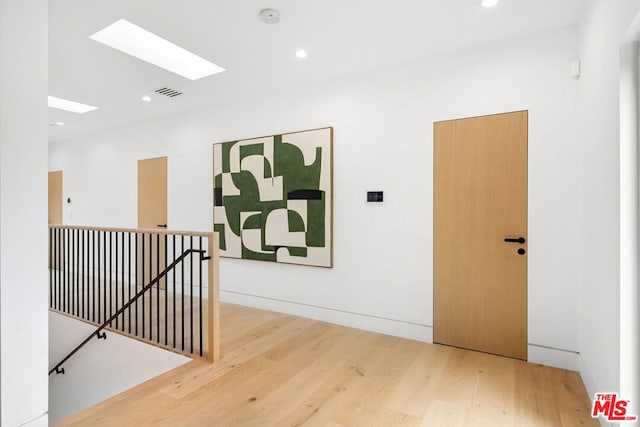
[48,0,585,142]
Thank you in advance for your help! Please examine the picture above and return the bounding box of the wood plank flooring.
[58,303,597,427]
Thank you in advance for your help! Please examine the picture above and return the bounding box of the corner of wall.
[527,345,579,371]
[580,355,612,427]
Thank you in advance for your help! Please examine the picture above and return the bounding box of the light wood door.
[48,171,63,225]
[48,171,63,269]
[138,157,167,229]
[434,111,528,360]
[138,157,167,288]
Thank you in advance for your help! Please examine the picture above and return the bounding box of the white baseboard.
[220,290,433,343]
[219,291,594,377]
[527,343,579,371]
[579,355,611,427]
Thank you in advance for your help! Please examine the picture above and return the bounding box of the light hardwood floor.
[58,303,597,427]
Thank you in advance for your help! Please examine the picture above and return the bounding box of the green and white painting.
[213,127,333,267]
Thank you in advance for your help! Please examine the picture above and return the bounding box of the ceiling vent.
[155,87,183,98]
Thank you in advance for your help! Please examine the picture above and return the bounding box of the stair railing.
[49,248,208,375]
[48,226,220,374]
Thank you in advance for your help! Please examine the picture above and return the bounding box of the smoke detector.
[259,8,280,24]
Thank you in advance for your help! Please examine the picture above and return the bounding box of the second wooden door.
[138,157,168,288]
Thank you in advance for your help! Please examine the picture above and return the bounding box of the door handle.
[157,224,167,228]
[504,237,525,244]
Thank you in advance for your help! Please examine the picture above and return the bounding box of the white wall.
[0,0,49,426]
[50,26,582,369]
[577,2,640,422]
[49,312,189,425]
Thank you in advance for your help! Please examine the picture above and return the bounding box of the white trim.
[220,290,433,343]
[527,344,579,371]
[221,290,591,372]
[580,355,611,427]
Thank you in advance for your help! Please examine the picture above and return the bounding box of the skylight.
[480,0,501,7]
[89,19,225,80]
[48,96,99,114]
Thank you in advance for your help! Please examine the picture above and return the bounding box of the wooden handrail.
[48,224,214,238]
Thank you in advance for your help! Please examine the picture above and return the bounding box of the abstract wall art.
[213,127,333,267]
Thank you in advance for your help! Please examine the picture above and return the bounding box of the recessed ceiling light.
[142,95,151,102]
[55,121,65,126]
[48,96,99,114]
[295,49,308,59]
[480,0,500,7]
[89,19,225,81]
